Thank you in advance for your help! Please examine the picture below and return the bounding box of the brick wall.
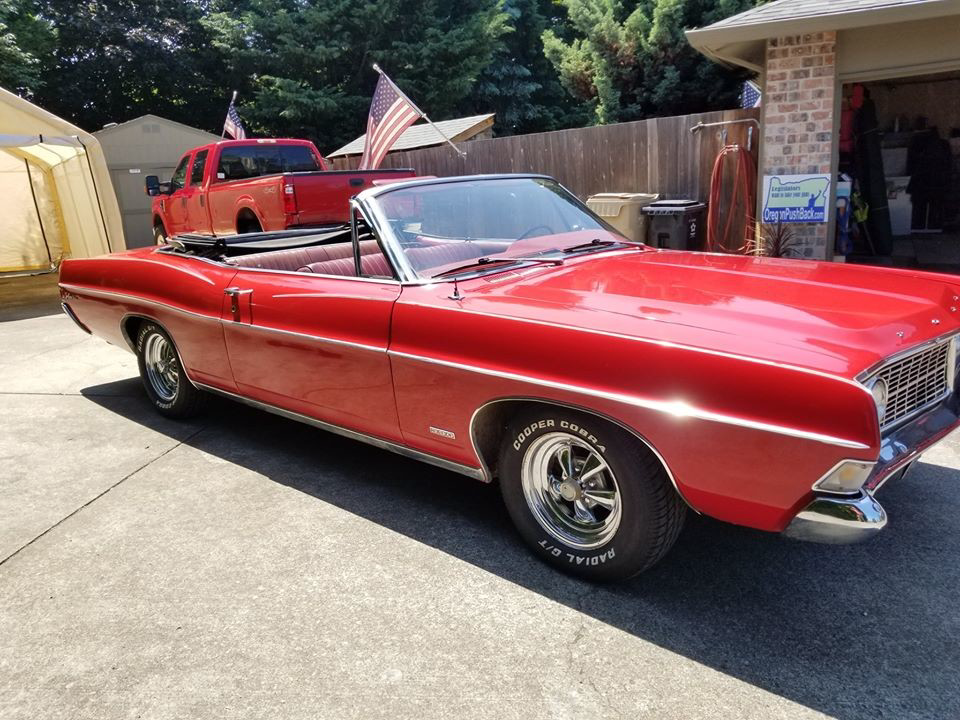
[760,32,838,259]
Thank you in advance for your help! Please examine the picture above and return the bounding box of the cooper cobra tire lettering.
[512,418,606,452]
[500,407,686,581]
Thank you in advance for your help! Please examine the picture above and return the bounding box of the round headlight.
[870,378,888,423]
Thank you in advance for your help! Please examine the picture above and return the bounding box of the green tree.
[29,0,230,132]
[0,0,55,96]
[469,0,587,135]
[205,0,509,153]
[542,0,760,125]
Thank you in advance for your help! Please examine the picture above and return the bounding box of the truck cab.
[147,139,415,242]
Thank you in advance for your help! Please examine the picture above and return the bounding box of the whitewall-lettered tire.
[136,322,206,419]
[499,408,686,581]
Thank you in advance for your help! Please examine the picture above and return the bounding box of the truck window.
[216,144,323,181]
[278,146,322,172]
[171,155,190,190]
[189,149,208,186]
[218,147,259,181]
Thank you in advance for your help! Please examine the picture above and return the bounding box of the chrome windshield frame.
[353,173,625,283]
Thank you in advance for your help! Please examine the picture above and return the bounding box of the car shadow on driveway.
[81,379,960,720]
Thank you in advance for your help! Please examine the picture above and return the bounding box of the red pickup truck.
[146,139,414,242]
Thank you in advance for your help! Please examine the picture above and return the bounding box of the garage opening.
[840,71,960,271]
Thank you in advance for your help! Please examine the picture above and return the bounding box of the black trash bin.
[641,199,707,250]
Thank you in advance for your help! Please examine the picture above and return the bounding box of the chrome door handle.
[224,287,253,314]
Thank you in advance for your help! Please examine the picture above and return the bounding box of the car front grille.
[873,339,954,430]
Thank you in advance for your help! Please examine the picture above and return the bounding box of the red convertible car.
[60,174,960,580]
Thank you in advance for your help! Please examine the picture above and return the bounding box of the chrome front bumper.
[783,392,960,544]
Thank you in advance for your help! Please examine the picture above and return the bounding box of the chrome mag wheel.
[520,432,622,549]
[143,332,180,402]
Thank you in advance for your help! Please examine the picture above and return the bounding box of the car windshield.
[367,177,629,278]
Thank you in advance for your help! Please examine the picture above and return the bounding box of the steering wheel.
[516,224,555,241]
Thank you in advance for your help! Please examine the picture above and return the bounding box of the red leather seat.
[300,242,488,278]
[300,253,394,277]
[228,240,379,272]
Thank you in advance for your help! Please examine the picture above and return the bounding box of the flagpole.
[221,90,237,139]
[372,64,466,158]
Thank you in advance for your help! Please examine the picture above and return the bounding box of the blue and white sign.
[761,174,831,223]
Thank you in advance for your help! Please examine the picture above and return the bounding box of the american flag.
[741,80,762,109]
[223,96,246,140]
[358,73,423,170]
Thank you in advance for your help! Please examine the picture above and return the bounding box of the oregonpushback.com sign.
[761,174,831,223]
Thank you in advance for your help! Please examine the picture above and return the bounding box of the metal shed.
[93,115,219,247]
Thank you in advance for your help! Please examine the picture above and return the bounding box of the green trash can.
[641,200,707,250]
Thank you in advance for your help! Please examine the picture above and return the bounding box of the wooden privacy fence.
[329,107,760,208]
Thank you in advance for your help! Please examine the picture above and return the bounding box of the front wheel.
[136,322,206,418]
[499,408,686,581]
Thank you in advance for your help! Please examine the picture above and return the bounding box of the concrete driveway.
[1,276,959,720]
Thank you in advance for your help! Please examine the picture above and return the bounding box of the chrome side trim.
[60,284,221,324]
[220,319,386,354]
[194,382,485,482]
[395,301,879,397]
[60,302,90,334]
[392,350,871,449]
[468,397,699,512]
[782,492,887,544]
[63,284,388,355]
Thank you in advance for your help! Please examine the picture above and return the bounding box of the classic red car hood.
[469,248,960,378]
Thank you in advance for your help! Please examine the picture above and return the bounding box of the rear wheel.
[153,222,167,245]
[499,408,686,581]
[237,212,262,234]
[136,322,206,418]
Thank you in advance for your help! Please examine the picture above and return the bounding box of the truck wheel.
[136,322,206,419]
[499,408,685,581]
[153,222,167,245]
[237,214,262,234]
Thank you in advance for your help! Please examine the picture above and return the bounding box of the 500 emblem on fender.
[513,418,606,452]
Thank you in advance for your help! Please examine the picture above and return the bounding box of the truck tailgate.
[293,169,415,225]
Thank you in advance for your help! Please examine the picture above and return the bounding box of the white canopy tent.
[0,86,124,275]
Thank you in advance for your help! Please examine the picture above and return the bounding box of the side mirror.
[145,175,161,196]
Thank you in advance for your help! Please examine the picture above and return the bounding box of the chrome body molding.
[396,301,879,397]
[64,284,388,356]
[194,382,486,482]
[393,350,870,450]
[782,492,888,544]
[219,319,386,354]
[60,302,91,334]
[61,284,221,324]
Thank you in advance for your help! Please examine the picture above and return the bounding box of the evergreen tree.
[205,0,509,152]
[469,0,587,135]
[29,0,230,132]
[542,0,760,124]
